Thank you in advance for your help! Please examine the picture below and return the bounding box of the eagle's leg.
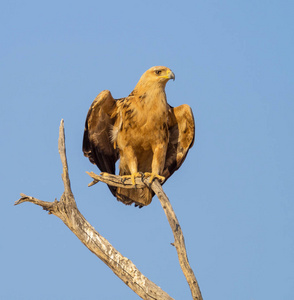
[120,146,141,185]
[145,143,166,183]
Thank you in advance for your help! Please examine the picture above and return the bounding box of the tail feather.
[116,186,153,207]
[116,168,154,207]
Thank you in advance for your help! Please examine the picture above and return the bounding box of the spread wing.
[83,90,119,196]
[163,104,195,181]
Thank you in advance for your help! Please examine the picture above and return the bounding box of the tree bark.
[15,120,202,300]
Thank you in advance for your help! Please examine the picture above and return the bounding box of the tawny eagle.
[83,66,195,207]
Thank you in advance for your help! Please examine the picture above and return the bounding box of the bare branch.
[15,120,174,300]
[88,172,203,300]
[86,171,146,188]
[58,119,73,199]
[15,193,55,213]
[150,181,203,300]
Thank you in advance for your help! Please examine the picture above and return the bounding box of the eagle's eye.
[155,70,162,75]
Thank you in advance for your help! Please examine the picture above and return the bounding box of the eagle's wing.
[163,104,195,181]
[83,90,119,196]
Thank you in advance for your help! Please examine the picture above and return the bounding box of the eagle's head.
[136,66,175,90]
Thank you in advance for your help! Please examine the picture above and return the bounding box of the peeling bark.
[15,120,202,300]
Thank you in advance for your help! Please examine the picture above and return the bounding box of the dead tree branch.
[87,172,203,300]
[15,119,202,300]
[150,181,202,300]
[15,120,173,300]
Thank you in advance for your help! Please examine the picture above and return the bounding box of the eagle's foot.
[144,172,165,183]
[122,172,143,185]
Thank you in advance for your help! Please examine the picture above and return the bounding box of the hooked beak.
[169,70,175,81]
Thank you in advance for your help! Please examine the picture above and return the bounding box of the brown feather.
[83,90,119,196]
[163,104,195,180]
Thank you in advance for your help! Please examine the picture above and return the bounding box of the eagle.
[83,66,195,207]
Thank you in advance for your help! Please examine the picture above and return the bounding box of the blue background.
[1,1,293,299]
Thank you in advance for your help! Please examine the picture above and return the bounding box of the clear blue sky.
[1,1,293,299]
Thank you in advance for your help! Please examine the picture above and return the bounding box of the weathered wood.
[87,171,153,189]
[15,193,172,300]
[15,119,203,299]
[86,172,203,300]
[15,120,173,300]
[150,181,203,300]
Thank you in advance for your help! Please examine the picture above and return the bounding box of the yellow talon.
[144,172,165,183]
[122,172,142,185]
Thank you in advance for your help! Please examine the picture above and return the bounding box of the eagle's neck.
[122,83,168,129]
[131,83,167,107]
